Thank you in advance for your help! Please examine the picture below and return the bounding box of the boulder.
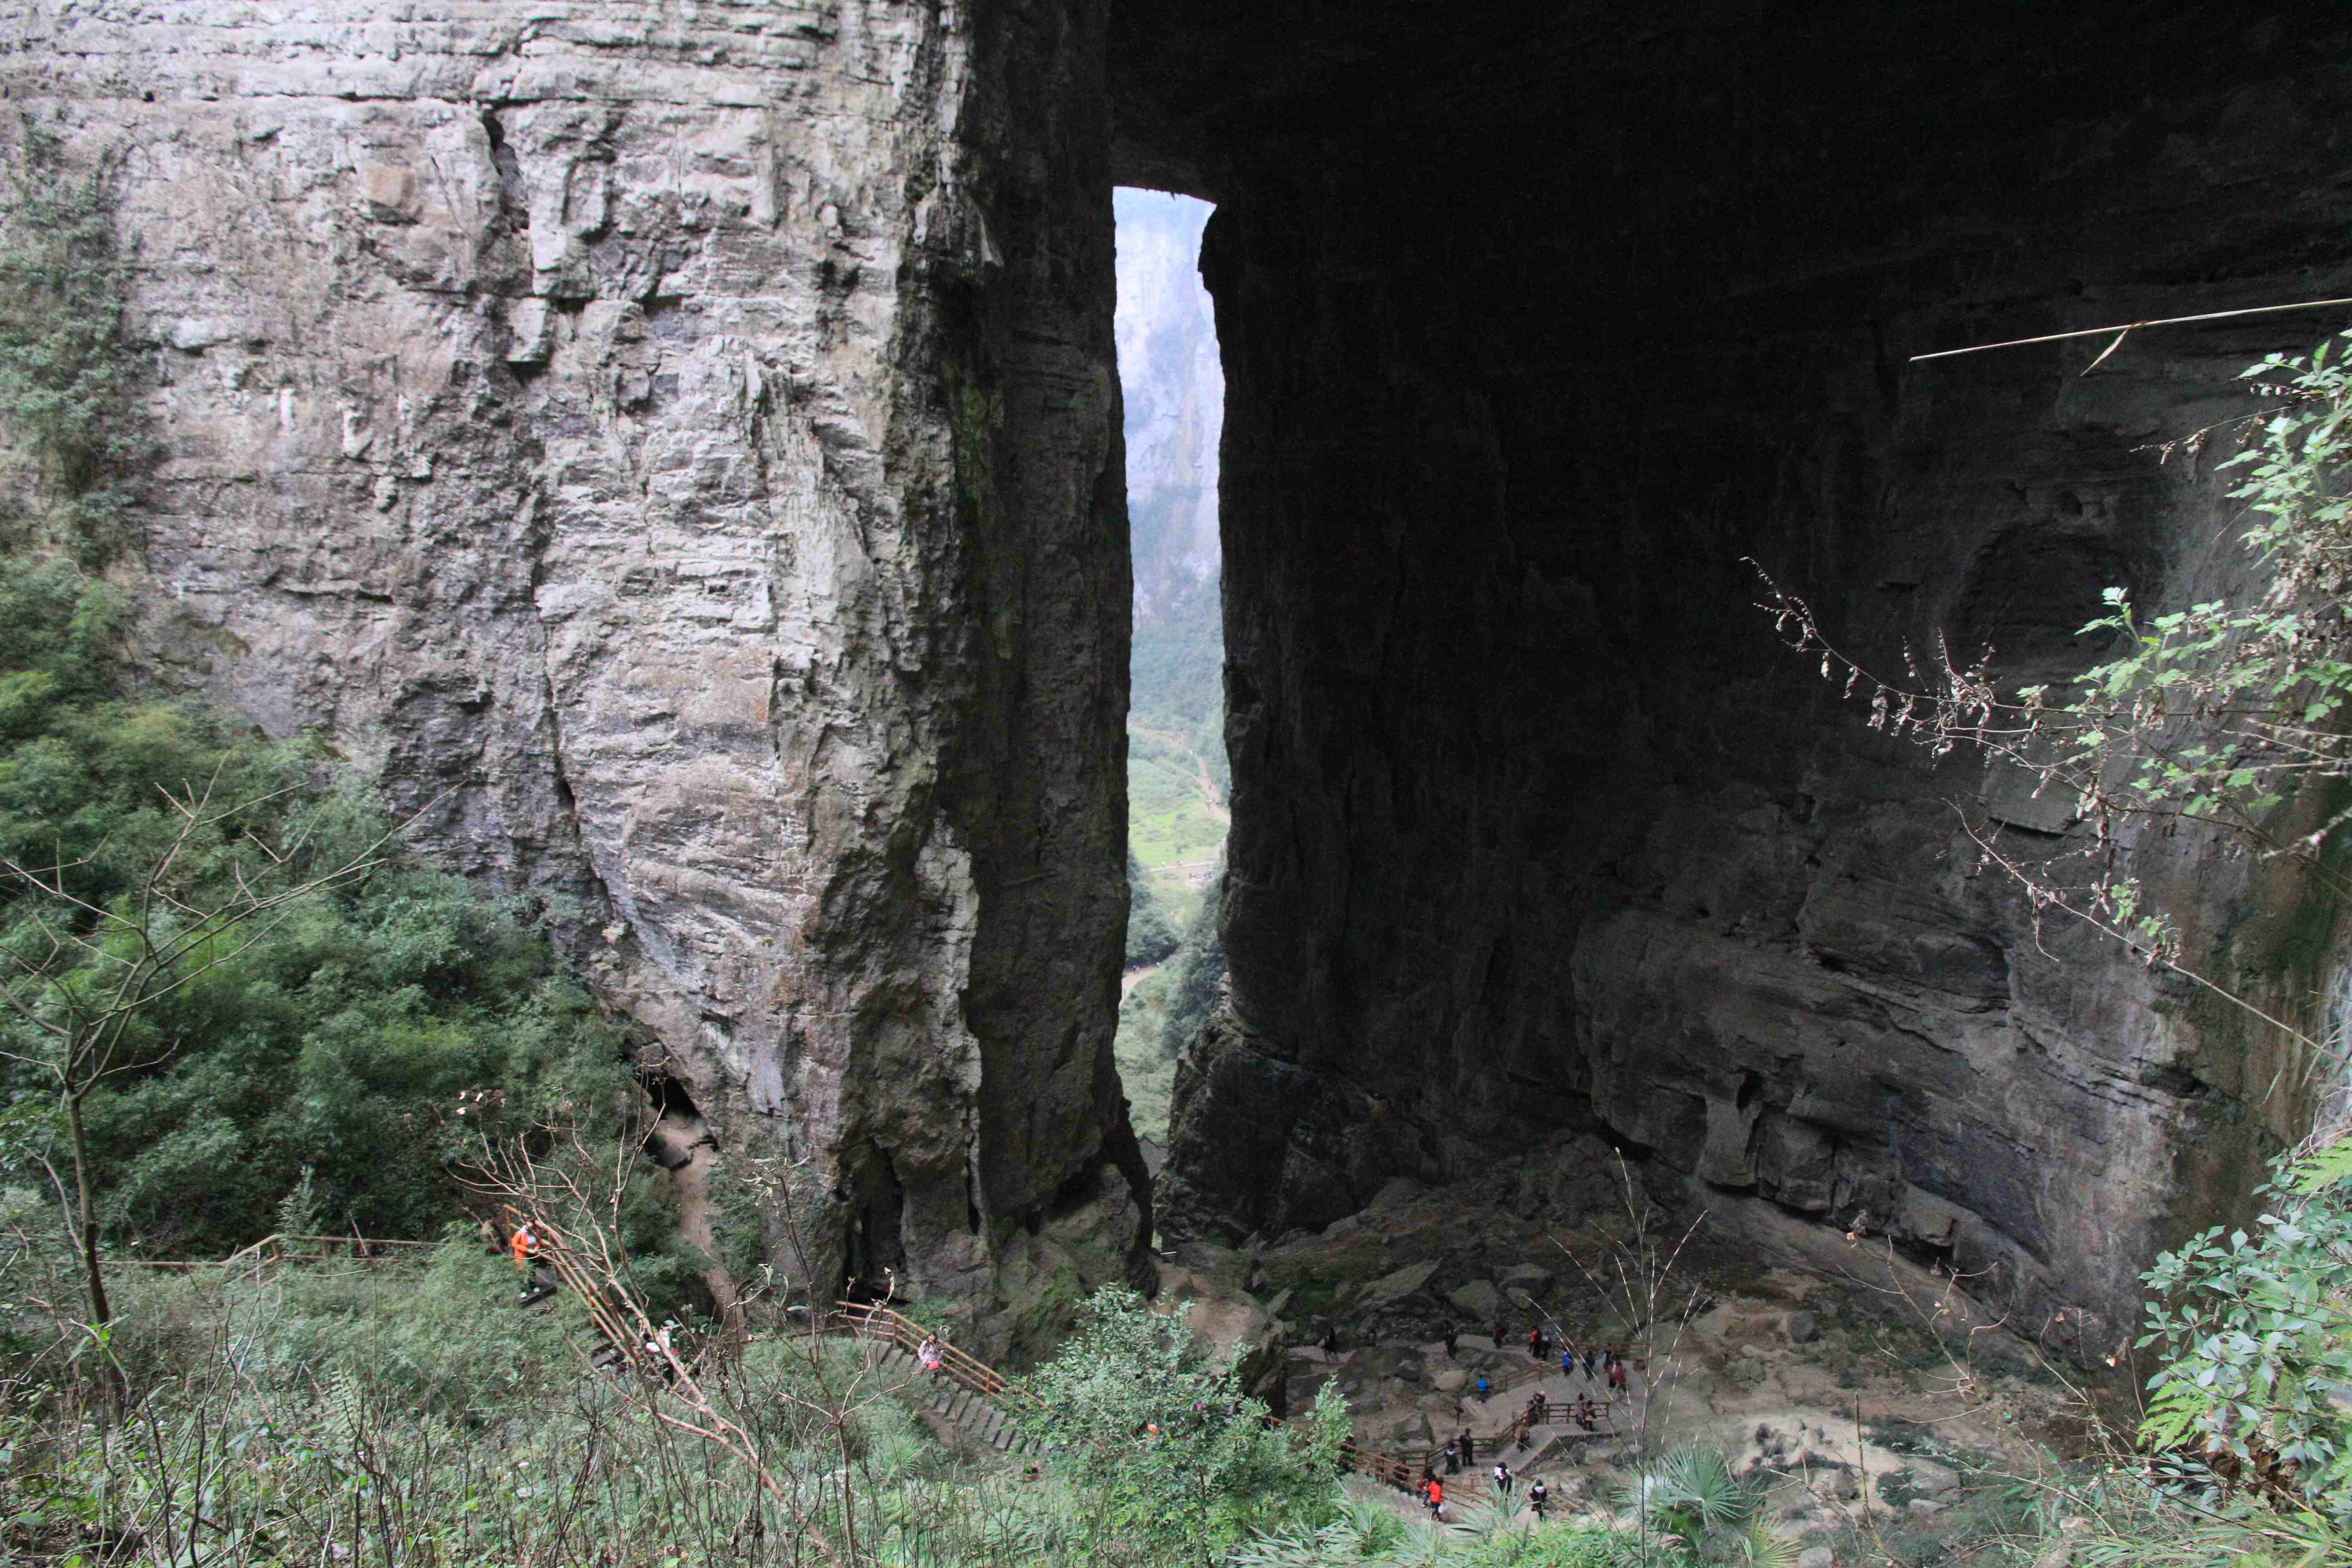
[1361,1258,1441,1306]
[1908,1499,1945,1520]
[1446,1279,1502,1320]
[1433,1367,1468,1394]
[1786,1310,1820,1345]
[1798,1550,1836,1568]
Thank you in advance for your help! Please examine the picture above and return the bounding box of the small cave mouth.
[636,1068,701,1122]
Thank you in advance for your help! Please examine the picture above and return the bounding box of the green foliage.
[1617,1448,1767,1562]
[1127,565,1225,936]
[2,1258,1070,1566]
[2135,1138,2352,1520]
[1157,846,1226,1058]
[1233,1483,1653,1568]
[1132,569,1224,734]
[1019,1284,1345,1560]
[0,123,141,565]
[1113,968,1178,1142]
[2029,338,2352,957]
[1127,848,1181,967]
[0,554,657,1264]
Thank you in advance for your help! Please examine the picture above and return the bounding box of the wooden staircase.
[834,1302,1044,1458]
[823,1302,1631,1486]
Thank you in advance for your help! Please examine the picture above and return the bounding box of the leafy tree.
[1126,849,1181,967]
[2136,1139,2352,1524]
[1019,1284,1346,1561]
[0,557,660,1280]
[1616,1447,1785,1566]
[0,759,394,1336]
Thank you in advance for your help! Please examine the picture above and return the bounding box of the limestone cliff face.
[0,0,1141,1352]
[1125,4,2352,1348]
[13,0,2350,1367]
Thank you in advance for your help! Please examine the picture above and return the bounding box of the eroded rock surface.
[9,0,2347,1365]
[0,0,1141,1352]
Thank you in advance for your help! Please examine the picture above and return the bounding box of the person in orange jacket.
[1425,1475,1444,1517]
[510,1222,554,1303]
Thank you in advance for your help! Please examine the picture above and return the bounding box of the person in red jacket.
[1424,1476,1444,1518]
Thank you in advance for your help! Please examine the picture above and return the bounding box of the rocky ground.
[1163,1151,2091,1556]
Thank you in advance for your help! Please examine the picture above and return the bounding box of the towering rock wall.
[0,0,1141,1352]
[11,0,2349,1364]
[1127,4,2352,1344]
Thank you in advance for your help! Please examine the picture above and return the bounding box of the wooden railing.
[833,1300,1033,1405]
[114,1233,433,1272]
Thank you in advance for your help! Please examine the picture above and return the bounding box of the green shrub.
[0,553,668,1275]
[2136,1137,2352,1522]
[1020,1283,1347,1560]
[0,124,142,564]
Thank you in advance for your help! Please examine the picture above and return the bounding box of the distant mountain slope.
[1115,191,1227,1146]
[1116,190,1222,628]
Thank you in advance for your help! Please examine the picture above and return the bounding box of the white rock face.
[1,0,1142,1348]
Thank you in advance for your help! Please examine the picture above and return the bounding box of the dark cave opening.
[1112,0,2352,1335]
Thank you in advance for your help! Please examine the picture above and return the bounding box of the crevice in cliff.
[842,1142,908,1303]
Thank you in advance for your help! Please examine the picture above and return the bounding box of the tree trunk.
[63,1085,111,1329]
[62,1081,124,1419]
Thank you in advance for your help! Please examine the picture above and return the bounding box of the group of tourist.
[1421,1463,1548,1521]
[1522,1323,1635,1394]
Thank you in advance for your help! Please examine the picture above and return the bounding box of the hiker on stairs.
[1529,1478,1549,1521]
[510,1222,556,1304]
[1492,1461,1514,1498]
